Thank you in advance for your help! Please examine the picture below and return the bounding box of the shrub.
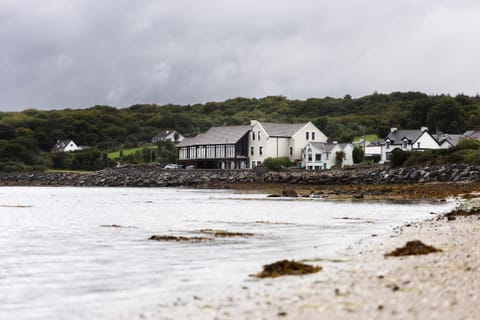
[390,149,411,168]
[352,146,364,163]
[264,157,291,171]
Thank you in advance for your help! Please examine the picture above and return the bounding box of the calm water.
[0,187,454,320]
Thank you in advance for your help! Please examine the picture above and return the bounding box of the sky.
[1,0,480,111]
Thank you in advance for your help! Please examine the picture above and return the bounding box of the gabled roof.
[153,130,176,139]
[386,130,425,144]
[436,134,462,146]
[51,139,76,152]
[177,125,250,146]
[260,122,307,137]
[308,142,340,153]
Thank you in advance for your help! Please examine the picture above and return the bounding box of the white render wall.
[248,121,328,167]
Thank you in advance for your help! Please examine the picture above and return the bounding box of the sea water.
[0,187,454,319]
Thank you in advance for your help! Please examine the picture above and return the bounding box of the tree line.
[1,91,479,171]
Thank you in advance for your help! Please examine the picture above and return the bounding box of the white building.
[303,142,354,170]
[51,140,81,152]
[380,127,450,163]
[248,120,327,168]
[151,130,184,143]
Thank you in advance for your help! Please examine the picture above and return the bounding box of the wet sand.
[137,212,479,320]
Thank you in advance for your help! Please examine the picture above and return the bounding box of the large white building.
[178,120,329,169]
[248,120,327,168]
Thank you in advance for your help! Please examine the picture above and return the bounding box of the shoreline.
[128,195,479,320]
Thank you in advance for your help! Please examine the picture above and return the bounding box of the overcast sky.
[1,0,480,111]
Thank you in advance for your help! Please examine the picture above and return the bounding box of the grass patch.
[108,145,157,160]
[354,134,379,143]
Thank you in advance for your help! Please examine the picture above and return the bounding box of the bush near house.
[264,157,291,171]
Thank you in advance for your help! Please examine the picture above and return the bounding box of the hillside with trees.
[1,92,480,171]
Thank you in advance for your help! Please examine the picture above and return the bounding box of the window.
[289,146,293,156]
[252,132,256,140]
[402,141,407,150]
[258,131,261,140]
[315,154,321,161]
[386,141,390,149]
[417,142,420,148]
[306,132,310,140]
[257,161,262,166]
[326,153,329,160]
[250,146,254,155]
[259,146,263,155]
[308,153,312,161]
[312,132,315,140]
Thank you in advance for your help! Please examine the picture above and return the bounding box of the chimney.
[390,127,398,133]
[421,126,428,132]
[250,120,257,127]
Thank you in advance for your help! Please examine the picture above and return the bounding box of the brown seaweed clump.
[148,235,209,242]
[445,208,480,218]
[198,229,254,237]
[385,240,442,257]
[256,260,322,278]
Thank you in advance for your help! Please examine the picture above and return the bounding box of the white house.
[303,142,354,170]
[380,127,444,163]
[51,140,81,152]
[248,120,327,168]
[151,130,184,143]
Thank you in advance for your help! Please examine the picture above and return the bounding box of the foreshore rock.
[1,163,480,187]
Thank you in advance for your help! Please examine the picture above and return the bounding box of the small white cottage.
[303,142,354,170]
[51,140,81,152]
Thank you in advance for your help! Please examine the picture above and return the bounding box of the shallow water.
[0,187,454,319]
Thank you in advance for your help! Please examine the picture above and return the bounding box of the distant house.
[303,142,354,170]
[177,125,250,169]
[249,120,327,168]
[151,130,184,143]
[51,140,81,152]
[462,128,480,141]
[379,127,459,163]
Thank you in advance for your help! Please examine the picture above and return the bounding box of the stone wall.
[1,163,480,187]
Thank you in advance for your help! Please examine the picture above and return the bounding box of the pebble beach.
[132,196,480,320]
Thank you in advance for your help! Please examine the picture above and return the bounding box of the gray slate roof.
[177,125,251,146]
[386,130,425,144]
[436,134,462,146]
[309,142,338,153]
[261,122,307,137]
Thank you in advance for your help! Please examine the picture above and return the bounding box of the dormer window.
[402,141,408,150]
[386,141,390,149]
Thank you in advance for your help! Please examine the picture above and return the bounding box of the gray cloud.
[1,0,480,111]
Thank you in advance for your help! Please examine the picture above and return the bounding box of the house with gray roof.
[151,130,184,144]
[177,125,250,169]
[177,120,328,169]
[380,127,449,163]
[249,120,327,168]
[303,142,354,170]
[51,139,81,152]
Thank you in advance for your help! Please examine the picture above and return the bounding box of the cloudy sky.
[1,0,480,111]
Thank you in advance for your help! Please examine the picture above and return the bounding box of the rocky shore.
[1,163,480,188]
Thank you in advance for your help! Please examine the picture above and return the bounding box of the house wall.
[304,143,353,170]
[413,132,440,150]
[291,122,328,160]
[64,141,79,152]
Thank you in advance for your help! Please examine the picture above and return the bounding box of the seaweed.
[148,235,209,242]
[445,208,480,218]
[256,260,322,278]
[198,229,254,237]
[385,240,442,257]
